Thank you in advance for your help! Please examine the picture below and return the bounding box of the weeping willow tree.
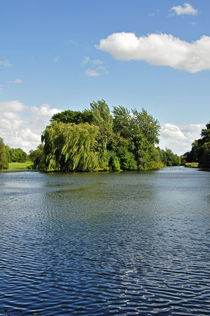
[41,121,99,171]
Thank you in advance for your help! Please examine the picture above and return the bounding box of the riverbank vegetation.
[183,122,210,169]
[29,100,181,172]
[0,140,31,170]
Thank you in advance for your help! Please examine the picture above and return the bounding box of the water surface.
[0,167,209,315]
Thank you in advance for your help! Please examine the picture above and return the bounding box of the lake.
[0,167,209,315]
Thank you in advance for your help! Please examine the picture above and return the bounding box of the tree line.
[0,100,183,172]
[182,122,210,169]
[29,100,181,172]
[0,139,28,170]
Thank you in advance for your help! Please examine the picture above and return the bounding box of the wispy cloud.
[97,32,210,73]
[69,39,78,46]
[53,56,59,63]
[82,56,90,65]
[85,69,100,77]
[171,3,198,16]
[8,78,22,84]
[83,56,106,77]
[0,59,11,68]
[82,56,104,66]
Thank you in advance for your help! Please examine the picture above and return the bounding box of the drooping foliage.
[41,121,99,171]
[38,100,180,172]
[184,122,210,169]
[0,138,8,170]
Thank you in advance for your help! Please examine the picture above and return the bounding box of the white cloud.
[31,103,60,118]
[171,3,198,16]
[0,100,61,152]
[83,57,106,76]
[0,59,11,68]
[8,78,22,84]
[85,69,100,77]
[97,32,210,73]
[0,100,25,112]
[159,123,205,155]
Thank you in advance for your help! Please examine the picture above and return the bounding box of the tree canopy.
[5,146,28,163]
[33,100,180,172]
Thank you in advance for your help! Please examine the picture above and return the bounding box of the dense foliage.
[0,138,8,170]
[34,100,180,172]
[183,122,210,169]
[160,148,181,166]
[5,146,28,163]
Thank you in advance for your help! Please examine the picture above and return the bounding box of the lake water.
[0,167,209,315]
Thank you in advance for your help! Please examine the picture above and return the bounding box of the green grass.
[8,161,33,170]
[185,162,199,168]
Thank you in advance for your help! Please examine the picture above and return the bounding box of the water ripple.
[0,169,209,315]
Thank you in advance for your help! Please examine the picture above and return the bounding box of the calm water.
[0,167,209,315]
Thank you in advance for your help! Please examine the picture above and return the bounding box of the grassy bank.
[185,162,199,168]
[9,161,33,170]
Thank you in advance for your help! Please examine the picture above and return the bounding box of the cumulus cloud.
[159,123,205,155]
[0,59,11,68]
[31,103,60,118]
[85,69,100,77]
[171,3,198,16]
[97,32,210,73]
[0,100,26,112]
[0,100,61,152]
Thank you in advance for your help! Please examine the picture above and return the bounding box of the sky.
[0,0,210,155]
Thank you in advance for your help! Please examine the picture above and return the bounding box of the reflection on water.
[0,167,209,315]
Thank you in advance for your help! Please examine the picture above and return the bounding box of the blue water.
[0,167,209,315]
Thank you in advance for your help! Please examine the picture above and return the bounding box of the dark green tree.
[51,109,93,124]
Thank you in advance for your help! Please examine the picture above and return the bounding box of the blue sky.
[0,0,210,154]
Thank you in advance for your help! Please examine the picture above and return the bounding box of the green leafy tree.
[160,148,181,166]
[0,138,8,170]
[5,146,27,162]
[29,144,44,169]
[42,121,99,171]
[90,99,113,152]
[51,109,93,124]
[185,122,210,168]
[132,108,160,145]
